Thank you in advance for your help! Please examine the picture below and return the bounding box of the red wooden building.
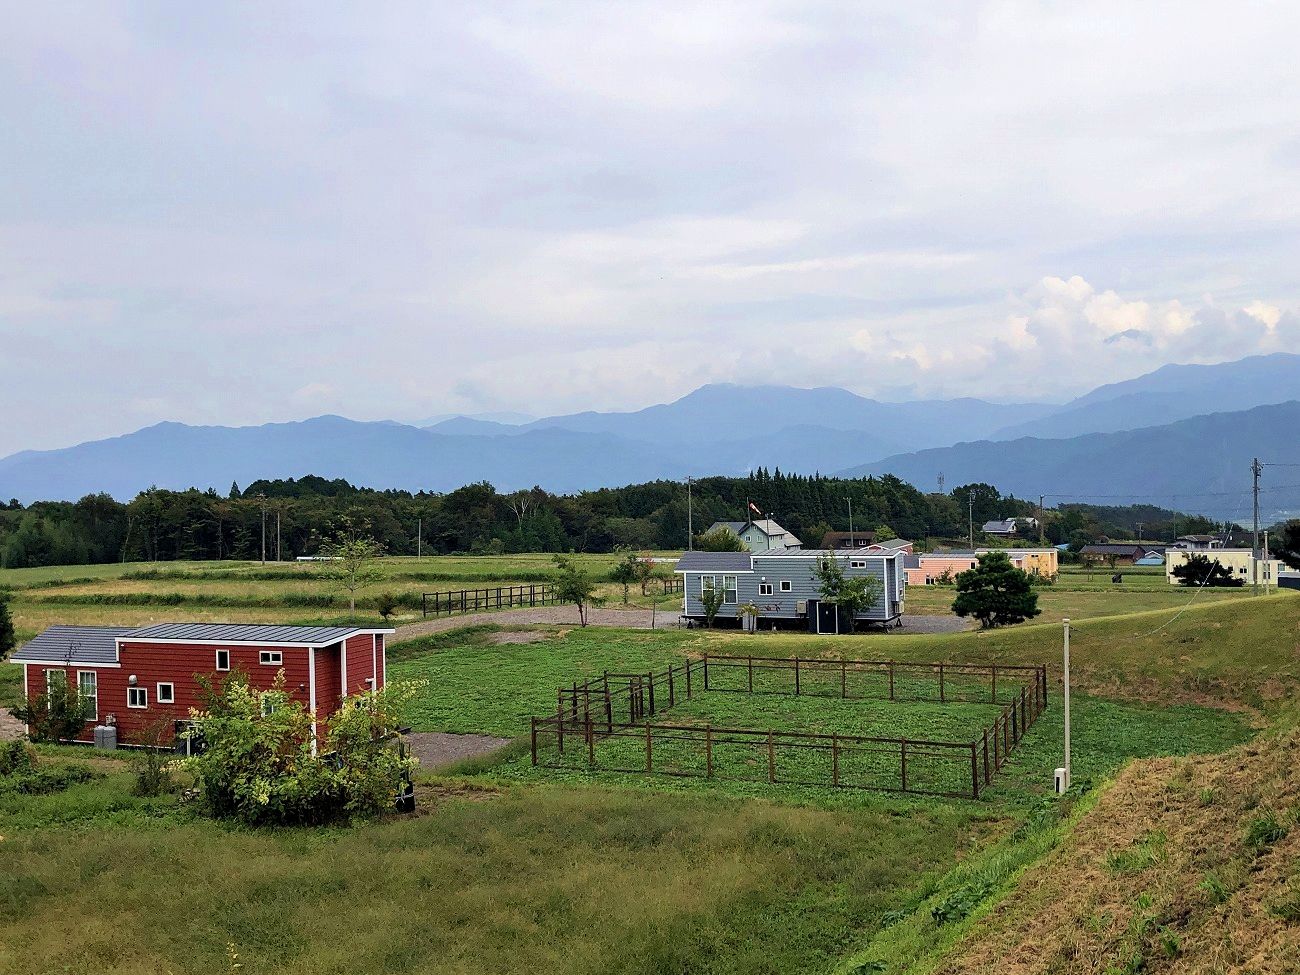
[10,622,394,746]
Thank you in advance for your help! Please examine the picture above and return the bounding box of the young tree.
[0,594,15,662]
[952,551,1042,629]
[874,524,898,542]
[814,555,883,632]
[10,675,90,742]
[553,554,604,626]
[632,553,656,596]
[320,518,386,617]
[609,551,640,604]
[695,526,746,552]
[1171,553,1245,588]
[699,580,726,628]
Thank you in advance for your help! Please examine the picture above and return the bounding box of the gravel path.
[0,711,25,741]
[405,731,511,771]
[392,608,967,643]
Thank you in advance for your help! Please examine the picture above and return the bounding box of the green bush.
[0,738,36,776]
[182,673,420,826]
[1245,811,1288,853]
[9,676,91,742]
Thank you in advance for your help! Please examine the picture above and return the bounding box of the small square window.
[758,582,773,596]
[127,686,148,709]
[157,682,175,704]
[215,649,230,671]
[259,650,283,666]
[780,580,792,592]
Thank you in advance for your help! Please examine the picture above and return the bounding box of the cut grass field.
[1,559,1296,974]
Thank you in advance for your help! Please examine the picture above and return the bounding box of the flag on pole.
[748,501,763,517]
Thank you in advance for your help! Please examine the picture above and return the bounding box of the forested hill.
[0,473,1226,570]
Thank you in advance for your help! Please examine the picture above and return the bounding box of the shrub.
[0,739,37,776]
[182,673,419,826]
[9,676,91,742]
[930,879,993,925]
[374,591,399,622]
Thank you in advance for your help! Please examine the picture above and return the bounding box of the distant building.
[674,548,906,632]
[819,530,877,549]
[705,519,802,552]
[1165,549,1284,586]
[982,517,1039,537]
[1170,534,1224,551]
[904,548,1058,585]
[1079,543,1163,565]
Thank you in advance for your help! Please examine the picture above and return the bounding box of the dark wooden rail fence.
[531,655,1048,799]
[422,584,559,618]
[661,576,684,595]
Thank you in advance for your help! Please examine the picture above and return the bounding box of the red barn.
[9,622,394,747]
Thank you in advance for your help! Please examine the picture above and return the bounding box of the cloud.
[2,2,1300,453]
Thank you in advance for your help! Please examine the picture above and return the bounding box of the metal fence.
[421,584,559,618]
[530,656,1047,799]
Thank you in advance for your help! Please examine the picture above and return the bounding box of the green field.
[1,558,1296,974]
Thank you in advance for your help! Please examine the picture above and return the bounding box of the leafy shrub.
[182,673,420,826]
[0,764,98,795]
[374,591,399,621]
[0,738,36,776]
[9,676,90,742]
[930,879,993,925]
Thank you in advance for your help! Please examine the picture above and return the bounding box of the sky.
[3,1,1300,456]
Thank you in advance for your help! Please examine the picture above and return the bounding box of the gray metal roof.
[120,623,381,645]
[674,552,754,572]
[754,547,896,559]
[10,625,132,666]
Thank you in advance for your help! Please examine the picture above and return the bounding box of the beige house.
[1165,549,1284,586]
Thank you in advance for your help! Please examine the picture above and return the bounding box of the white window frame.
[699,574,717,597]
[780,580,792,592]
[850,559,867,569]
[127,686,148,709]
[156,682,175,705]
[722,574,738,604]
[77,671,98,722]
[259,650,283,666]
[45,669,62,696]
[758,582,773,596]
[215,649,230,671]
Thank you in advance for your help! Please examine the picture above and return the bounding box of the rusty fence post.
[668,665,675,707]
[982,728,990,785]
[685,658,692,698]
[647,671,656,716]
[703,654,710,690]
[556,694,565,755]
[991,664,998,703]
[840,659,847,699]
[794,657,801,696]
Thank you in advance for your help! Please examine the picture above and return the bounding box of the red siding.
[314,643,342,723]
[343,633,377,696]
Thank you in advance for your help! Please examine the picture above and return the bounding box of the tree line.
[0,470,1248,569]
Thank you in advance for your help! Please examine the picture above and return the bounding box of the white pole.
[1063,617,1071,787]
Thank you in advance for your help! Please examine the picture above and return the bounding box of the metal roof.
[754,548,896,559]
[120,623,384,645]
[673,552,754,572]
[10,625,132,666]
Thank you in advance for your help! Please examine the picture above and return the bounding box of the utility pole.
[1252,457,1262,595]
[1038,494,1046,546]
[968,493,974,550]
[1056,618,1072,794]
[259,493,267,565]
[275,510,281,562]
[687,476,693,551]
[847,497,854,545]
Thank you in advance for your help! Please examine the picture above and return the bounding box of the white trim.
[341,639,348,697]
[379,636,386,689]
[156,682,175,704]
[215,649,230,671]
[77,670,99,722]
[308,646,318,756]
[127,686,148,709]
[12,659,122,669]
[780,580,792,592]
[259,650,283,666]
[371,633,377,690]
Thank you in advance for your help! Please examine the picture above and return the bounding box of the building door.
[816,601,840,635]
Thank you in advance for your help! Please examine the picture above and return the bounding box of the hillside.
[843,401,1300,522]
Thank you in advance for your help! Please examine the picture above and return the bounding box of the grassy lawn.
[0,564,1294,975]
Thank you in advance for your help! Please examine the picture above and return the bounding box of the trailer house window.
[759,582,773,596]
[722,574,738,604]
[45,669,62,696]
[77,671,98,721]
[127,686,148,709]
[215,649,230,671]
[850,559,867,569]
[780,580,792,592]
[259,650,283,666]
[157,682,175,705]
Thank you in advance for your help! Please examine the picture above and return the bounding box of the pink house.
[906,549,1058,585]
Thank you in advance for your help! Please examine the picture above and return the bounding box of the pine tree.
[952,551,1042,628]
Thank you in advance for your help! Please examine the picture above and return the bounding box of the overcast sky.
[3,1,1299,456]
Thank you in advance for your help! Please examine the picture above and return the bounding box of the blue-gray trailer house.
[674,548,907,632]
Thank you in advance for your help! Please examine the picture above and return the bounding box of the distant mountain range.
[2,353,1297,521]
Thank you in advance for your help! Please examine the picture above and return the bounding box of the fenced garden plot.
[530,656,1048,799]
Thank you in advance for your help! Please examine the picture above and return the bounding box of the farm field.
[1,560,1297,974]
